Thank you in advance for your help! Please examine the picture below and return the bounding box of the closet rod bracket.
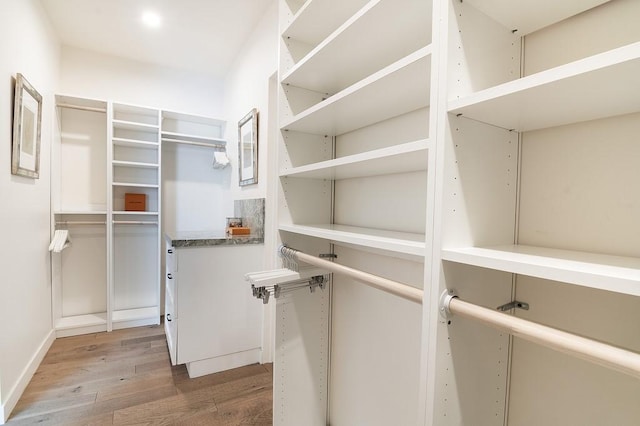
[496,300,529,312]
[439,289,457,319]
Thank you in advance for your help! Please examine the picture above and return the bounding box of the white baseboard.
[186,348,262,378]
[0,329,55,424]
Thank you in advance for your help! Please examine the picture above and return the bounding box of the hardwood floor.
[7,324,273,425]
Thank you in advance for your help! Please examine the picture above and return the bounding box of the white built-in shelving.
[426,0,640,424]
[52,96,227,337]
[109,102,161,330]
[52,94,109,337]
[276,0,640,425]
[276,0,432,424]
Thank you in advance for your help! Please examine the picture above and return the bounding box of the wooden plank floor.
[7,324,273,425]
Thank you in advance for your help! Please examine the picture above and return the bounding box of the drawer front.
[166,268,176,306]
[164,288,177,366]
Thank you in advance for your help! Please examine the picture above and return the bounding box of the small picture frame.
[238,108,258,186]
[12,73,43,179]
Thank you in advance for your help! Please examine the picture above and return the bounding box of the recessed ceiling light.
[142,11,162,28]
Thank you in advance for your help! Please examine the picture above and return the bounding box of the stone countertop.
[165,231,264,248]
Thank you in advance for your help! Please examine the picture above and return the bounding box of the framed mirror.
[238,108,258,186]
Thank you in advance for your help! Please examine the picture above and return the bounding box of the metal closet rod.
[279,245,422,304]
[280,246,640,380]
[162,137,226,149]
[112,220,158,225]
[440,291,640,380]
[56,221,105,225]
[57,102,107,113]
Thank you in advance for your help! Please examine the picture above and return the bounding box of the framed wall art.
[12,73,43,179]
[238,108,258,186]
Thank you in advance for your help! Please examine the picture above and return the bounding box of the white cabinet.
[164,238,263,378]
[275,0,640,425]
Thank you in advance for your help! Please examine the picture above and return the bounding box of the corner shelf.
[282,46,431,135]
[280,139,430,180]
[282,0,431,94]
[442,245,640,297]
[279,223,426,257]
[449,42,640,132]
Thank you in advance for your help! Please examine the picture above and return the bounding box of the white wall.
[222,0,279,362]
[59,46,225,117]
[223,1,278,201]
[0,1,60,422]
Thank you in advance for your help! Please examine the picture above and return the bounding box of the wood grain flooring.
[7,324,273,425]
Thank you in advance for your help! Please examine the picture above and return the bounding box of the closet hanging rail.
[56,103,107,113]
[162,137,226,149]
[279,246,422,304]
[439,290,640,380]
[55,221,106,226]
[112,220,158,225]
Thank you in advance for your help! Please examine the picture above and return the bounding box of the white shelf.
[112,119,159,133]
[112,307,159,323]
[283,0,368,46]
[279,223,425,257]
[280,139,430,180]
[449,42,640,132]
[56,313,107,330]
[112,137,159,149]
[442,245,640,297]
[283,46,431,135]
[112,182,159,188]
[282,0,432,94]
[112,160,159,169]
[463,0,609,36]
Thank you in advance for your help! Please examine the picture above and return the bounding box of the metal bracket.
[439,289,457,319]
[496,300,529,312]
[319,253,337,259]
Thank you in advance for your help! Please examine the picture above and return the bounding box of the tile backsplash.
[233,198,265,238]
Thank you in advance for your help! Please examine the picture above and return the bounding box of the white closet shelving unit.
[52,98,228,337]
[276,0,433,424]
[425,0,640,425]
[109,102,161,330]
[52,95,108,337]
[275,0,640,425]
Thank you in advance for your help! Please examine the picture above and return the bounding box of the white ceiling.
[39,0,275,78]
